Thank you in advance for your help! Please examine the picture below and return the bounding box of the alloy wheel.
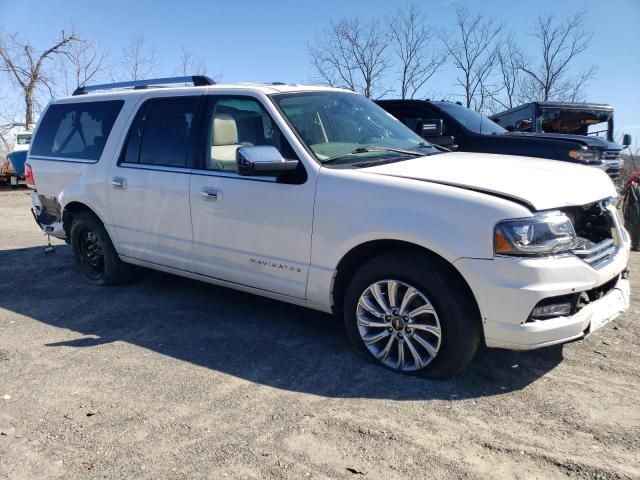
[356,279,442,372]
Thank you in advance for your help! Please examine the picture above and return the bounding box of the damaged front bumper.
[455,244,631,350]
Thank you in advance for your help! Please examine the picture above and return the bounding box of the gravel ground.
[0,187,638,480]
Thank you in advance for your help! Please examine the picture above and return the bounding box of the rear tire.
[70,211,131,286]
[343,251,480,379]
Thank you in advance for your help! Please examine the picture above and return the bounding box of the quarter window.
[31,101,123,161]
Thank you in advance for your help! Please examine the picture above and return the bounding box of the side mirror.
[420,119,443,138]
[622,133,632,148]
[236,146,298,177]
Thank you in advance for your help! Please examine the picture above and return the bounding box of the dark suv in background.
[377,99,628,185]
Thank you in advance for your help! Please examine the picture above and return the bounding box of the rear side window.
[31,101,123,161]
[122,96,200,168]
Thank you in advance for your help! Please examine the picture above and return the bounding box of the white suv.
[26,76,631,378]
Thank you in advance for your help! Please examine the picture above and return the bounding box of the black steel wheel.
[70,211,131,286]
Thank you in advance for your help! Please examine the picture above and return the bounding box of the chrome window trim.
[190,168,278,183]
[28,155,97,164]
[117,162,278,183]
[117,162,192,174]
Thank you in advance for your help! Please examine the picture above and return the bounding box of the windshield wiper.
[405,141,446,152]
[405,140,450,153]
[321,146,423,165]
[321,147,371,164]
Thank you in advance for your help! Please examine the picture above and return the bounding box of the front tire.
[70,211,131,286]
[343,251,480,379]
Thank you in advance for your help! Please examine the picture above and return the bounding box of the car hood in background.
[499,132,620,150]
[362,151,616,211]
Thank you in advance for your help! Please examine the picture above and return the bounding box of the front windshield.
[436,102,506,135]
[540,108,612,139]
[271,91,435,163]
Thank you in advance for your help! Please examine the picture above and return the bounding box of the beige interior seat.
[209,113,242,170]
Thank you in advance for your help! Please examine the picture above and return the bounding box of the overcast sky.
[1,0,639,147]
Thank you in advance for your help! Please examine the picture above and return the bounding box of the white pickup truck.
[26,77,631,378]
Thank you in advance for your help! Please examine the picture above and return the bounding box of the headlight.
[494,212,578,256]
[568,149,600,162]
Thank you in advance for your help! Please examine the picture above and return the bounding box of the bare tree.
[517,10,596,101]
[491,34,523,111]
[0,86,24,153]
[60,37,109,94]
[0,30,78,127]
[177,45,207,76]
[308,17,391,98]
[0,129,11,153]
[121,34,158,80]
[441,7,502,110]
[390,2,446,99]
[0,91,13,152]
[0,112,14,153]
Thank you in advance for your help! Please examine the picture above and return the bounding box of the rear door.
[108,93,203,271]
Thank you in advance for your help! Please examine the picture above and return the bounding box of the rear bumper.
[0,173,22,185]
[31,191,65,238]
[455,243,631,350]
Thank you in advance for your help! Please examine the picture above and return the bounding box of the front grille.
[601,150,622,183]
[562,200,618,269]
[601,150,621,161]
[572,238,616,268]
[605,163,621,182]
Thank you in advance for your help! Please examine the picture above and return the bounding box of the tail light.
[25,163,36,189]
[1,160,15,175]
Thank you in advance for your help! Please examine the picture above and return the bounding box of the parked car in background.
[377,99,626,185]
[490,101,632,182]
[0,129,33,186]
[0,150,27,186]
[489,101,628,143]
[25,77,631,378]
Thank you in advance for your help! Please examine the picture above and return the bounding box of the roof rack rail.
[72,75,215,96]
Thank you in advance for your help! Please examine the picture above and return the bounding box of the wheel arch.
[62,201,106,241]
[331,239,483,336]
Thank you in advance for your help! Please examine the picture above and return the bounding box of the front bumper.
[455,243,631,350]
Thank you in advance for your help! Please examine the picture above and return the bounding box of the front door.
[108,93,202,271]
[189,95,315,298]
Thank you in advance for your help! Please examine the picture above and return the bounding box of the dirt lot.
[0,188,638,480]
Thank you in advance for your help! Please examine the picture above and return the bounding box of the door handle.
[200,188,222,201]
[111,176,127,189]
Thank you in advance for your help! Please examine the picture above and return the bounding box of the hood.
[500,132,620,150]
[362,151,616,211]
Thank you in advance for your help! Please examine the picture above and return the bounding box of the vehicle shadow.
[0,245,564,400]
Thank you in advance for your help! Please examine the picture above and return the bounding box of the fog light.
[530,302,572,320]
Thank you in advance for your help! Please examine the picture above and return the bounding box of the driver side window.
[205,97,296,171]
